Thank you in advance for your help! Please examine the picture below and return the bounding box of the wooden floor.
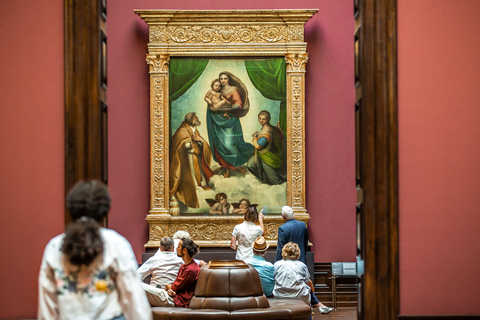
[312,307,357,319]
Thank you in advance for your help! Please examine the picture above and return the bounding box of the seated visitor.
[231,207,264,261]
[245,236,274,297]
[172,230,206,267]
[143,238,201,308]
[273,242,332,314]
[138,236,183,303]
[173,230,190,251]
[38,180,151,320]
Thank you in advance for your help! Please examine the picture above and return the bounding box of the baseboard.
[399,316,480,320]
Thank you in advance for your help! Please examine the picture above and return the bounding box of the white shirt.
[38,228,152,320]
[137,249,183,288]
[273,259,311,304]
[232,221,263,261]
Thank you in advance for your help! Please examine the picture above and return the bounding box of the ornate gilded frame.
[135,10,317,248]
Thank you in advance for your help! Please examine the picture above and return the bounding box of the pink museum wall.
[107,0,356,263]
[0,0,64,318]
[398,0,480,315]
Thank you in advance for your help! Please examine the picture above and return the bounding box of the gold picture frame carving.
[135,9,317,247]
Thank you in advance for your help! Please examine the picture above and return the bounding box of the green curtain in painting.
[169,58,209,137]
[244,58,287,133]
[169,58,209,102]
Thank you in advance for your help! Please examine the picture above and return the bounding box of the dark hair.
[239,198,251,208]
[244,207,259,223]
[160,237,174,251]
[180,237,199,257]
[258,110,271,124]
[219,72,232,85]
[210,78,221,89]
[62,180,111,266]
[67,180,111,222]
[62,217,103,266]
[215,192,227,202]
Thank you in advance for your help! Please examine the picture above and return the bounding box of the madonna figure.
[206,71,255,178]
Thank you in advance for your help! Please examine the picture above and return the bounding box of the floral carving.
[146,55,170,210]
[150,26,166,43]
[150,225,166,241]
[290,76,304,208]
[149,222,285,242]
[148,25,304,44]
[264,223,280,240]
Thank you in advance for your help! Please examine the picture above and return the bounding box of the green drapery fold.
[169,58,209,138]
[244,58,287,133]
[169,58,209,102]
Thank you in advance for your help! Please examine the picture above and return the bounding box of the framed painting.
[135,9,317,247]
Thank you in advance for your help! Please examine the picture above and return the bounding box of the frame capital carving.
[285,53,309,72]
[146,54,170,73]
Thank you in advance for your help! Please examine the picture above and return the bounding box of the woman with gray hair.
[273,242,332,314]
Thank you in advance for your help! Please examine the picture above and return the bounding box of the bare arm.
[222,203,231,214]
[204,91,213,104]
[230,235,237,251]
[232,208,246,214]
[210,203,223,215]
[258,210,265,234]
[306,279,314,292]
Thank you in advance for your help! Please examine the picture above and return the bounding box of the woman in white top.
[230,206,264,261]
[273,242,332,314]
[38,180,152,320]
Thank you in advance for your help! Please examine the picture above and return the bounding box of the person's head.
[211,79,222,92]
[238,198,251,210]
[173,231,191,252]
[281,206,294,221]
[258,110,271,126]
[173,230,190,240]
[244,206,259,223]
[177,237,199,258]
[62,217,103,266]
[219,72,232,86]
[62,180,111,267]
[252,236,269,256]
[215,193,227,205]
[160,236,174,252]
[67,180,111,223]
[185,112,201,127]
[281,242,301,261]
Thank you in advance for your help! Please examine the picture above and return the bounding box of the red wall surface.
[398,0,480,315]
[107,0,356,264]
[0,0,64,318]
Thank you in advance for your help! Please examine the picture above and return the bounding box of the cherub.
[204,79,230,118]
[207,192,231,215]
[231,198,257,215]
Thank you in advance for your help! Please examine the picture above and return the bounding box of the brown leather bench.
[151,262,311,320]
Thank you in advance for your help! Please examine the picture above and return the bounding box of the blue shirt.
[247,255,275,297]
